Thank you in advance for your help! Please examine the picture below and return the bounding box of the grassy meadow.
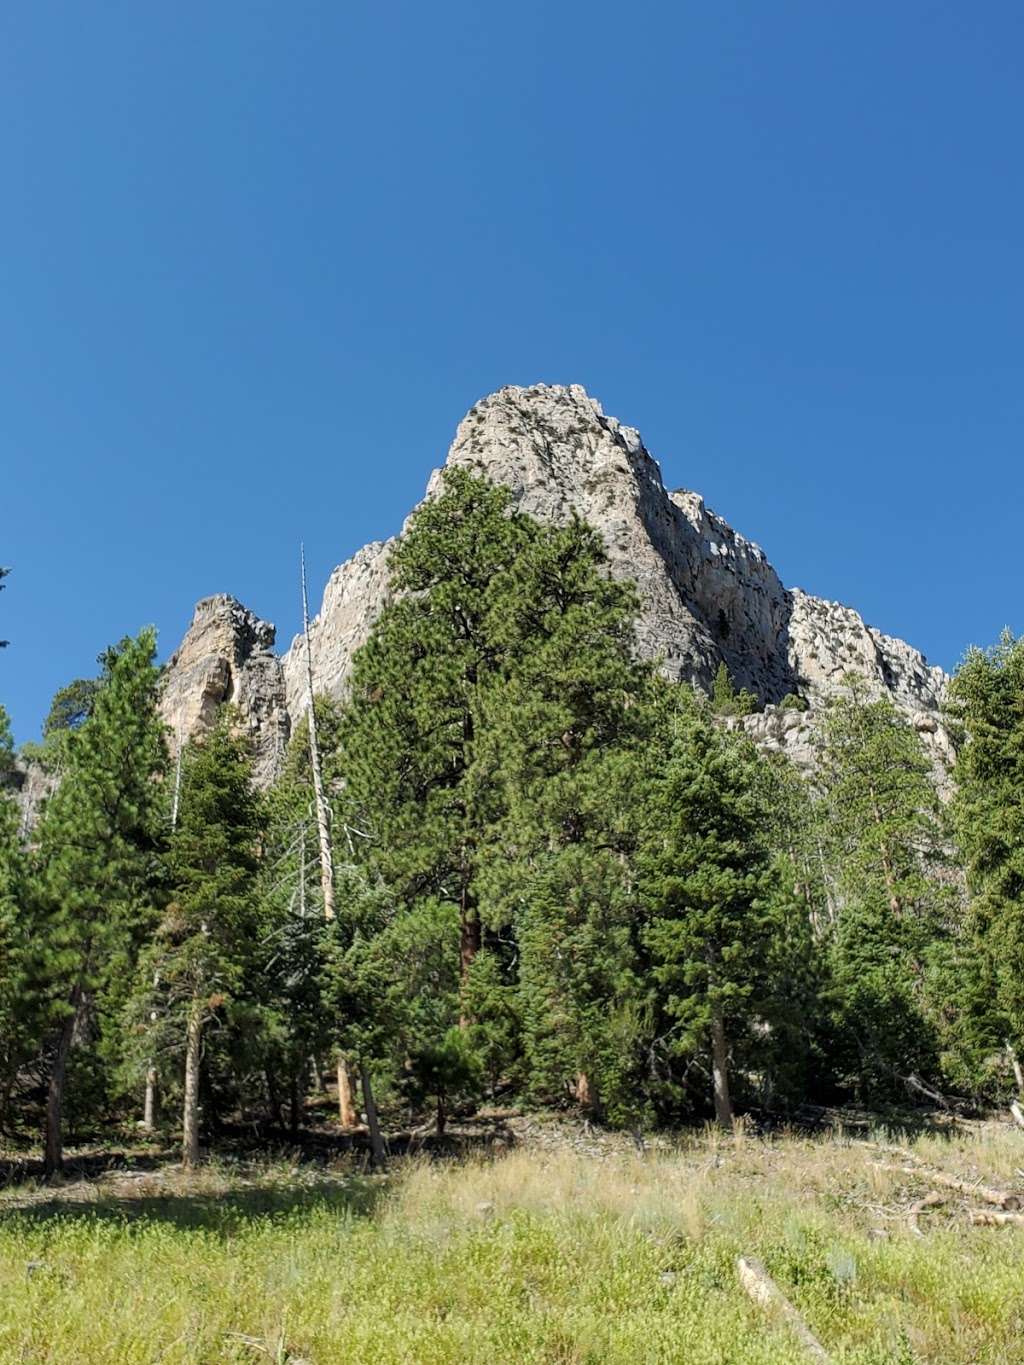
[1,1123,1024,1363]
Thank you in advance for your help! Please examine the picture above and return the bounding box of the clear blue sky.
[3,2,1022,743]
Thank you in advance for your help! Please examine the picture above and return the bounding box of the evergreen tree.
[31,630,167,1173]
[636,685,791,1125]
[254,700,346,1133]
[339,469,535,994]
[137,715,263,1167]
[337,471,651,1118]
[816,679,953,1102]
[470,519,649,1120]
[710,661,758,717]
[43,678,101,738]
[946,631,1024,1096]
[0,705,30,1125]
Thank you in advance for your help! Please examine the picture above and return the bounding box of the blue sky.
[3,2,1022,743]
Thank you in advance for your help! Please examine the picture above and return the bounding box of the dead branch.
[968,1209,1024,1227]
[736,1255,832,1362]
[878,1161,1021,1210]
[908,1190,944,1236]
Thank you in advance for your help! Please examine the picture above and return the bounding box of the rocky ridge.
[163,384,950,781]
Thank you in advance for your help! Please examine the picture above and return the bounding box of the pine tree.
[337,471,651,1119]
[254,701,345,1134]
[0,705,30,1124]
[710,661,758,717]
[138,715,263,1167]
[31,630,167,1174]
[470,519,650,1120]
[339,469,535,996]
[816,679,953,1102]
[946,631,1024,1096]
[635,685,789,1125]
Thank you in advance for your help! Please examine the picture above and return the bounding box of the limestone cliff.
[164,383,950,780]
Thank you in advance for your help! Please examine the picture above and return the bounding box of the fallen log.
[969,1209,1024,1227]
[736,1255,832,1363]
[878,1162,1021,1211]
[908,1190,944,1237]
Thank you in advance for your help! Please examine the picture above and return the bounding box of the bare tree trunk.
[575,1071,593,1110]
[289,1071,301,1137]
[337,1056,357,1128]
[170,730,184,830]
[1007,1042,1024,1099]
[710,1001,734,1127]
[359,1062,386,1168]
[142,968,162,1133]
[303,549,358,1134]
[301,545,335,922]
[44,981,82,1178]
[182,997,203,1169]
[436,1092,446,1138]
[143,1066,159,1131]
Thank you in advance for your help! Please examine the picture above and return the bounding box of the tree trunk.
[710,1002,734,1127]
[141,969,162,1132]
[265,1067,284,1129]
[289,1071,301,1137]
[143,1067,159,1131]
[182,997,203,1169]
[436,1093,446,1138]
[301,545,335,922]
[359,1062,386,1169]
[1007,1042,1024,1099]
[458,897,481,1027]
[44,981,83,1178]
[575,1071,593,1110]
[337,1055,357,1128]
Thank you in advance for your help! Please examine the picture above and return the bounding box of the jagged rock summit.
[165,383,950,779]
[159,595,289,785]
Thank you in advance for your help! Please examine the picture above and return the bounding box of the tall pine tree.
[32,630,167,1174]
[636,685,791,1125]
[946,632,1024,1097]
[136,715,263,1167]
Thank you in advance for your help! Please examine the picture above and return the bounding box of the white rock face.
[166,383,950,782]
[159,595,289,785]
[281,540,393,719]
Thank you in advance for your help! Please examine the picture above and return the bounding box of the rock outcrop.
[164,383,950,781]
[159,595,289,785]
[281,541,393,721]
[7,757,58,834]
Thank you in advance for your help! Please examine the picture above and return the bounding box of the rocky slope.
[164,384,950,779]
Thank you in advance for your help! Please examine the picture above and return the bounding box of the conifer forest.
[2,472,1022,1174]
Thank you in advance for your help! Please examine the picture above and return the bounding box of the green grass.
[2,1126,1024,1362]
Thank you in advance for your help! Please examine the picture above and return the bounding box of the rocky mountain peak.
[162,383,950,783]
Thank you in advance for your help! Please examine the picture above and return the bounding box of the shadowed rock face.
[164,384,950,782]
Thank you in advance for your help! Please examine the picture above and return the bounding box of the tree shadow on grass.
[0,1170,384,1237]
